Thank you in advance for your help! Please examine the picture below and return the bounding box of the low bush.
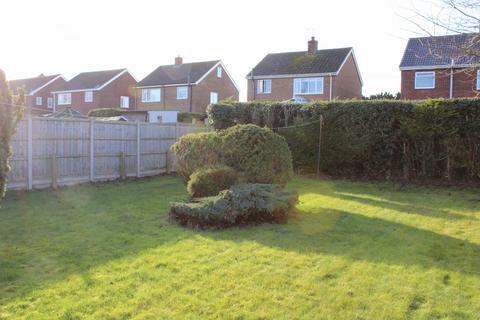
[171,132,221,182]
[87,108,124,117]
[170,124,294,185]
[187,166,238,197]
[169,183,298,229]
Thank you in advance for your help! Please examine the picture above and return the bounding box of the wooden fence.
[7,116,207,190]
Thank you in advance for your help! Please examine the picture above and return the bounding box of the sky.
[0,0,437,99]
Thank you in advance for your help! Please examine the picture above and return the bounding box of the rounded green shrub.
[187,166,238,197]
[170,132,220,182]
[87,108,124,117]
[220,124,293,185]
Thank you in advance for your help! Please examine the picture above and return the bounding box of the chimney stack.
[307,36,318,55]
[175,56,183,65]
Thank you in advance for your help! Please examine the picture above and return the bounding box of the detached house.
[137,58,239,113]
[9,74,66,111]
[400,33,480,99]
[52,69,137,114]
[246,37,363,101]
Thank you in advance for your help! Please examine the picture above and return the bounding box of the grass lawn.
[0,176,479,319]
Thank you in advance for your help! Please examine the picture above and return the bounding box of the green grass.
[0,176,479,319]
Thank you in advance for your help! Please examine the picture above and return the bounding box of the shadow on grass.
[0,177,190,306]
[202,208,480,276]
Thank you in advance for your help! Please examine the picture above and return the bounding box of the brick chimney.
[307,37,318,55]
[175,56,183,65]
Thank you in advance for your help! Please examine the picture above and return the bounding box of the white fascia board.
[246,72,337,80]
[336,49,363,86]
[200,61,240,93]
[51,88,97,94]
[400,64,475,71]
[96,69,129,90]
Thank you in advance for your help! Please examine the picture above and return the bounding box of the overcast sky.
[1,0,439,99]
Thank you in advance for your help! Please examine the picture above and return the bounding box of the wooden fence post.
[51,154,58,189]
[119,152,126,179]
[175,122,179,140]
[136,121,141,177]
[89,119,95,182]
[27,114,33,190]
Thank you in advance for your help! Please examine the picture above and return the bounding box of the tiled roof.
[138,60,220,87]
[400,33,480,68]
[56,69,127,91]
[45,107,88,118]
[246,48,352,77]
[9,74,61,95]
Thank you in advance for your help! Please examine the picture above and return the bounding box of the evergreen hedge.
[207,100,480,183]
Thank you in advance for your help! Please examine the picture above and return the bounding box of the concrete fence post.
[89,119,95,182]
[27,114,33,190]
[136,121,141,177]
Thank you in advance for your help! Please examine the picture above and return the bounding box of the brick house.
[246,37,363,101]
[51,69,137,114]
[136,58,239,113]
[9,74,66,111]
[400,33,480,99]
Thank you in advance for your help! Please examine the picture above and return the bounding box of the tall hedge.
[0,70,24,199]
[207,100,480,183]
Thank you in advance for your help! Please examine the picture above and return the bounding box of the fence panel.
[7,116,208,190]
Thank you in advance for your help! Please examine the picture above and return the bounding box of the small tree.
[0,69,24,199]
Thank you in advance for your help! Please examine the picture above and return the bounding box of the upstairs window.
[36,97,42,105]
[217,66,222,78]
[47,97,53,109]
[210,92,218,104]
[477,70,480,90]
[177,86,188,100]
[257,79,272,94]
[415,72,435,89]
[293,77,324,95]
[58,93,71,105]
[120,96,129,108]
[141,88,161,102]
[85,91,93,102]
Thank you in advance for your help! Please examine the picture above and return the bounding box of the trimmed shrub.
[170,132,221,182]
[87,108,124,117]
[207,100,480,183]
[187,166,238,197]
[220,124,293,185]
[169,183,298,229]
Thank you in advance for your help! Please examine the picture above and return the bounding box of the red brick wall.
[29,77,67,111]
[247,76,331,101]
[401,68,480,100]
[55,71,137,114]
[137,64,239,113]
[332,54,362,99]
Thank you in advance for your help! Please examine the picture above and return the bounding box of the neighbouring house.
[136,58,239,114]
[400,33,480,100]
[51,69,137,114]
[246,37,363,102]
[8,74,66,112]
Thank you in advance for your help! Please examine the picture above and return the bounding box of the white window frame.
[141,88,161,103]
[57,93,71,105]
[85,91,93,102]
[120,96,129,109]
[47,97,53,109]
[414,71,435,89]
[36,97,42,106]
[176,86,188,100]
[257,79,272,94]
[210,92,218,104]
[217,66,222,78]
[476,70,480,90]
[293,77,324,95]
